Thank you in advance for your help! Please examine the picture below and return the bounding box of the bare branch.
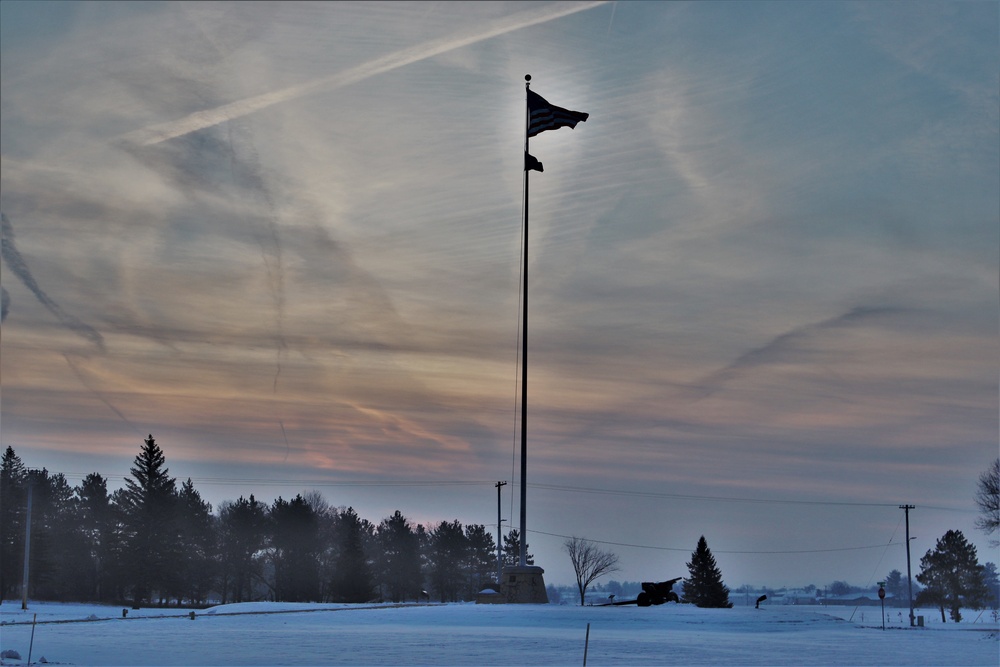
[564,536,620,606]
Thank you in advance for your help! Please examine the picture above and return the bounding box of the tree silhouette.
[464,524,497,595]
[916,529,989,622]
[217,495,268,603]
[376,510,422,602]
[974,458,999,547]
[176,478,216,604]
[76,473,115,602]
[564,536,620,606]
[0,446,27,600]
[270,494,321,602]
[328,507,374,602]
[502,529,533,568]
[682,536,732,608]
[117,435,178,605]
[429,520,467,602]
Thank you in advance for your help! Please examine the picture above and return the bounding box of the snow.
[0,601,996,666]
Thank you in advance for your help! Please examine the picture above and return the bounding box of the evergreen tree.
[328,507,374,602]
[883,569,907,607]
[0,446,27,600]
[464,524,497,596]
[429,520,467,602]
[981,562,999,610]
[217,495,268,603]
[176,478,216,604]
[682,536,732,608]
[270,494,321,602]
[502,529,533,568]
[376,510,422,602]
[76,473,115,602]
[916,529,990,622]
[117,434,178,605]
[30,471,90,600]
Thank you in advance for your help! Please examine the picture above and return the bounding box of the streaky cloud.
[119,1,609,147]
[63,353,142,435]
[693,306,906,398]
[1,213,105,352]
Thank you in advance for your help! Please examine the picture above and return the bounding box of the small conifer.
[682,536,732,608]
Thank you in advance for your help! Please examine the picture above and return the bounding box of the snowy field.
[1,601,996,666]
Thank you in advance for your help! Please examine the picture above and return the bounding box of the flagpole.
[519,74,531,568]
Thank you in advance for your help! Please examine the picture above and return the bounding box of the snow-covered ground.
[1,600,996,666]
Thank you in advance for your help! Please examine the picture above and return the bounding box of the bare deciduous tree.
[974,458,999,547]
[564,536,620,606]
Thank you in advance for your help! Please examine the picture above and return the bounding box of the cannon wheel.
[636,591,651,607]
[667,592,679,603]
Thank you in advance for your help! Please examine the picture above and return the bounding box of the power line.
[528,528,913,555]
[47,473,972,512]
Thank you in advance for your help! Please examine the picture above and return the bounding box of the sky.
[1,1,997,589]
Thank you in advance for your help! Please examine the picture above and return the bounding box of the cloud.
[1,213,105,351]
[119,1,609,147]
[695,306,906,397]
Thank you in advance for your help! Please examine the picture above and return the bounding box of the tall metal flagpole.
[519,74,531,568]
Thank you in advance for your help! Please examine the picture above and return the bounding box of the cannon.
[603,578,682,606]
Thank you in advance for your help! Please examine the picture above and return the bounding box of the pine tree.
[328,507,374,602]
[682,536,732,608]
[0,446,27,600]
[117,434,178,605]
[176,478,216,604]
[31,471,89,600]
[502,529,533,568]
[429,520,467,602]
[376,510,422,602]
[883,569,907,607]
[217,495,268,603]
[464,524,498,596]
[270,494,321,602]
[76,473,114,602]
[916,529,990,622]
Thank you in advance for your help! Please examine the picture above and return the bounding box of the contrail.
[120,1,609,146]
[691,306,903,399]
[224,120,287,394]
[279,419,291,463]
[64,353,143,435]
[1,213,105,351]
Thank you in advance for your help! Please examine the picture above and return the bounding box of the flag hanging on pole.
[525,152,544,172]
[527,89,589,137]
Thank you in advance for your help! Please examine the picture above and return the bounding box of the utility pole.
[21,475,35,610]
[495,481,507,585]
[900,504,915,627]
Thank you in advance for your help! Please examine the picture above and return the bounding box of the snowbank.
[1,601,995,666]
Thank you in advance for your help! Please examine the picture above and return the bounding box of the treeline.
[0,436,529,607]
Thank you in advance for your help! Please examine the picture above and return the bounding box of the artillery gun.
[603,578,682,606]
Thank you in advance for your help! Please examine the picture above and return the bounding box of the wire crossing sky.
[1,1,997,587]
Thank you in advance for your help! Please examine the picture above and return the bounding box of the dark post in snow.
[878,582,886,630]
[495,480,507,584]
[900,504,915,627]
[21,475,34,610]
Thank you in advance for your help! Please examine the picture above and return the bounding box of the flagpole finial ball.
[525,74,531,82]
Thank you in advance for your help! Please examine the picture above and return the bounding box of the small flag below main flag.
[527,89,589,137]
[525,152,544,172]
